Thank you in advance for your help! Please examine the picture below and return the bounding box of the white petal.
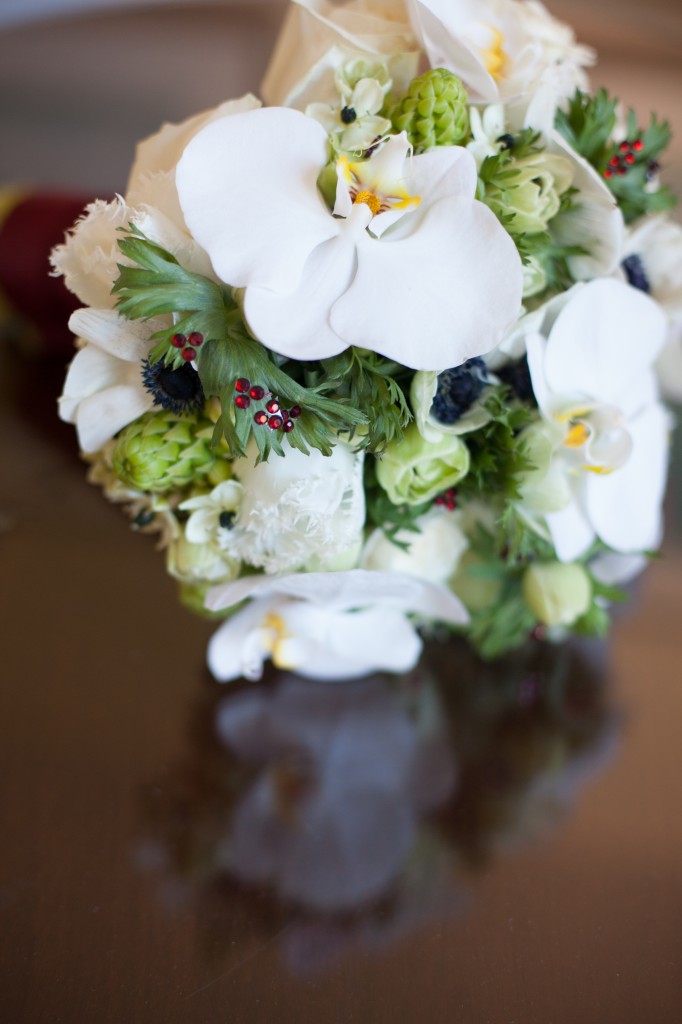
[331,196,523,370]
[242,231,357,361]
[75,385,153,453]
[59,344,128,416]
[206,568,468,626]
[176,107,337,295]
[584,403,669,553]
[68,308,157,362]
[207,599,275,683]
[544,279,667,407]
[546,493,596,563]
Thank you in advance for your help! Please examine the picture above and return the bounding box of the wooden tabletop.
[1,4,681,1021]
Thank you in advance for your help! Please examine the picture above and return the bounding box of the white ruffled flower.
[520,278,670,561]
[361,508,469,585]
[409,0,594,104]
[176,110,523,371]
[204,570,469,682]
[58,308,164,453]
[261,0,418,110]
[223,440,366,575]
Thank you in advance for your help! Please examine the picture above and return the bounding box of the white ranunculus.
[50,197,134,310]
[361,509,469,585]
[205,570,469,681]
[521,278,670,561]
[409,0,593,104]
[59,307,164,453]
[176,110,523,371]
[261,0,418,110]
[222,439,365,575]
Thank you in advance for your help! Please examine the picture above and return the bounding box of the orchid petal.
[545,492,595,563]
[331,196,522,370]
[584,403,669,553]
[242,230,358,362]
[176,107,338,294]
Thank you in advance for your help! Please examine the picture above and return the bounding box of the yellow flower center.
[354,190,382,216]
[263,613,297,669]
[564,422,589,448]
[483,27,508,81]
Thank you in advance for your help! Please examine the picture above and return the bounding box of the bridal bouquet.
[53,0,680,682]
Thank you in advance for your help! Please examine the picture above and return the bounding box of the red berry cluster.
[233,378,301,433]
[434,488,457,510]
[171,331,204,361]
[603,138,643,179]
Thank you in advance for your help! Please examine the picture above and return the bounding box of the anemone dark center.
[496,355,537,405]
[341,106,357,124]
[141,359,205,416]
[431,357,488,424]
[621,253,651,294]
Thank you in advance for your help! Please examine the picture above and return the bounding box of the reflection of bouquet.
[53,0,680,680]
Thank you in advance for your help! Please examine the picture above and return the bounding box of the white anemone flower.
[522,278,669,561]
[179,479,244,549]
[307,72,392,153]
[58,307,165,453]
[225,440,366,575]
[205,570,469,682]
[619,215,682,322]
[176,108,523,371]
[409,0,593,104]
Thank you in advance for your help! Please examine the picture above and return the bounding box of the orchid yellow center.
[263,613,296,669]
[564,422,589,448]
[354,190,382,216]
[483,26,508,81]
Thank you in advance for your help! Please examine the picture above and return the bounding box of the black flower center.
[219,510,235,530]
[341,106,357,124]
[431,357,488,425]
[496,356,537,405]
[621,253,651,294]
[141,359,205,416]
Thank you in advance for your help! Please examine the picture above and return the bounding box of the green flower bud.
[522,561,592,627]
[112,408,221,493]
[376,423,470,506]
[177,582,232,620]
[390,69,469,152]
[484,152,573,236]
[451,550,502,612]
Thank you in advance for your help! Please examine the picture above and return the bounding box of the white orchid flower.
[176,108,523,371]
[205,569,469,682]
[261,0,418,110]
[521,279,669,561]
[409,0,593,104]
[59,307,165,453]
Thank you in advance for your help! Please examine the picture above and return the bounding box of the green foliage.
[363,457,431,549]
[112,227,365,460]
[456,388,536,503]
[556,89,676,223]
[320,348,413,453]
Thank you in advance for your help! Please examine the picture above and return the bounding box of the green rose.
[376,423,470,505]
[485,152,573,236]
[522,561,592,627]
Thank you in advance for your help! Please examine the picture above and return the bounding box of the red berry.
[603,169,613,179]
[435,496,444,506]
[282,419,295,433]
[609,156,620,167]
[249,385,265,400]
[268,415,283,430]
[633,139,644,151]
[235,378,250,393]
[625,153,636,164]
[279,408,289,419]
[188,332,204,347]
[171,333,187,348]
[180,347,195,361]
[289,405,302,419]
[265,399,280,414]
[616,165,627,176]
[235,394,251,409]
[254,411,268,425]
[619,141,631,153]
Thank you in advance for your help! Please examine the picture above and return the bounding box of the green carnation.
[112,409,220,493]
[389,69,469,152]
[376,423,470,506]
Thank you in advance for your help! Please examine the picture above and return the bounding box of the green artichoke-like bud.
[112,409,219,493]
[390,69,469,152]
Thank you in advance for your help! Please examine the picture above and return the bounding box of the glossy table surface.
[1,3,682,1021]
